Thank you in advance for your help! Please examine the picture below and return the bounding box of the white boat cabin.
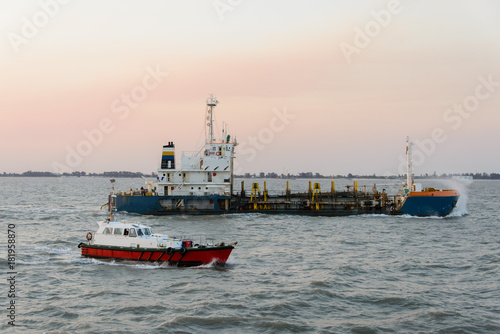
[90,220,183,249]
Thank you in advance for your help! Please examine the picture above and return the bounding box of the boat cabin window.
[137,229,143,236]
[124,228,129,236]
[144,228,152,236]
[113,228,123,235]
[129,228,137,237]
[103,227,112,235]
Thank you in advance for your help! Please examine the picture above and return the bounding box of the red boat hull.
[80,244,233,267]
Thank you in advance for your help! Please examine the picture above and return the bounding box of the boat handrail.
[182,150,200,157]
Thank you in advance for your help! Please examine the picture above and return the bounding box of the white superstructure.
[156,96,237,197]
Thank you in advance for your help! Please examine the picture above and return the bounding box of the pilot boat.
[78,198,236,266]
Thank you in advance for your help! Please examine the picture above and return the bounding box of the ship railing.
[183,144,205,157]
[175,234,223,247]
[236,181,404,198]
[182,151,199,157]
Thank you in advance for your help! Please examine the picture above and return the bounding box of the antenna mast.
[206,95,218,143]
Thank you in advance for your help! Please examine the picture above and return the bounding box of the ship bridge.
[156,95,237,197]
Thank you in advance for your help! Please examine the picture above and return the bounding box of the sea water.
[0,177,499,333]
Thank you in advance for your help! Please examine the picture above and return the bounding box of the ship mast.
[206,95,219,143]
[406,136,413,193]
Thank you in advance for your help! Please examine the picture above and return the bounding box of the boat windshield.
[144,228,152,236]
[137,229,143,236]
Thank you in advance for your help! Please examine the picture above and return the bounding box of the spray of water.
[442,178,471,217]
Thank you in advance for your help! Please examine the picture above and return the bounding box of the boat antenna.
[206,94,218,143]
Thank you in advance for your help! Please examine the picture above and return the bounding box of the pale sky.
[1,0,499,175]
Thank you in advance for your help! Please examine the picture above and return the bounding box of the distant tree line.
[1,171,499,179]
[0,171,156,178]
[234,172,500,180]
[0,171,59,177]
[448,172,500,180]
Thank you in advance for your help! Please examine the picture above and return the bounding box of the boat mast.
[406,136,413,192]
[206,95,218,143]
[109,179,116,221]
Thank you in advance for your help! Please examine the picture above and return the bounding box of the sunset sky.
[1,0,499,175]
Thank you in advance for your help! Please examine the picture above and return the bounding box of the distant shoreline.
[0,171,154,178]
[1,171,499,180]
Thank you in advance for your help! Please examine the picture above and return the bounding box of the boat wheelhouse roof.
[97,221,157,236]
[103,221,151,230]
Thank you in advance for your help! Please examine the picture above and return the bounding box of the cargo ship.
[110,97,459,217]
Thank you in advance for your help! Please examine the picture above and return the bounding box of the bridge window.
[129,228,137,237]
[113,228,123,235]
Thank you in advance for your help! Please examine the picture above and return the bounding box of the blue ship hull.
[113,194,231,215]
[396,193,459,217]
[112,191,459,217]
[113,194,385,216]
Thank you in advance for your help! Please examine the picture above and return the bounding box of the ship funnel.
[161,142,175,169]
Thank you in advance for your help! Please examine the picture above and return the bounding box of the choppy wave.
[1,177,499,333]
